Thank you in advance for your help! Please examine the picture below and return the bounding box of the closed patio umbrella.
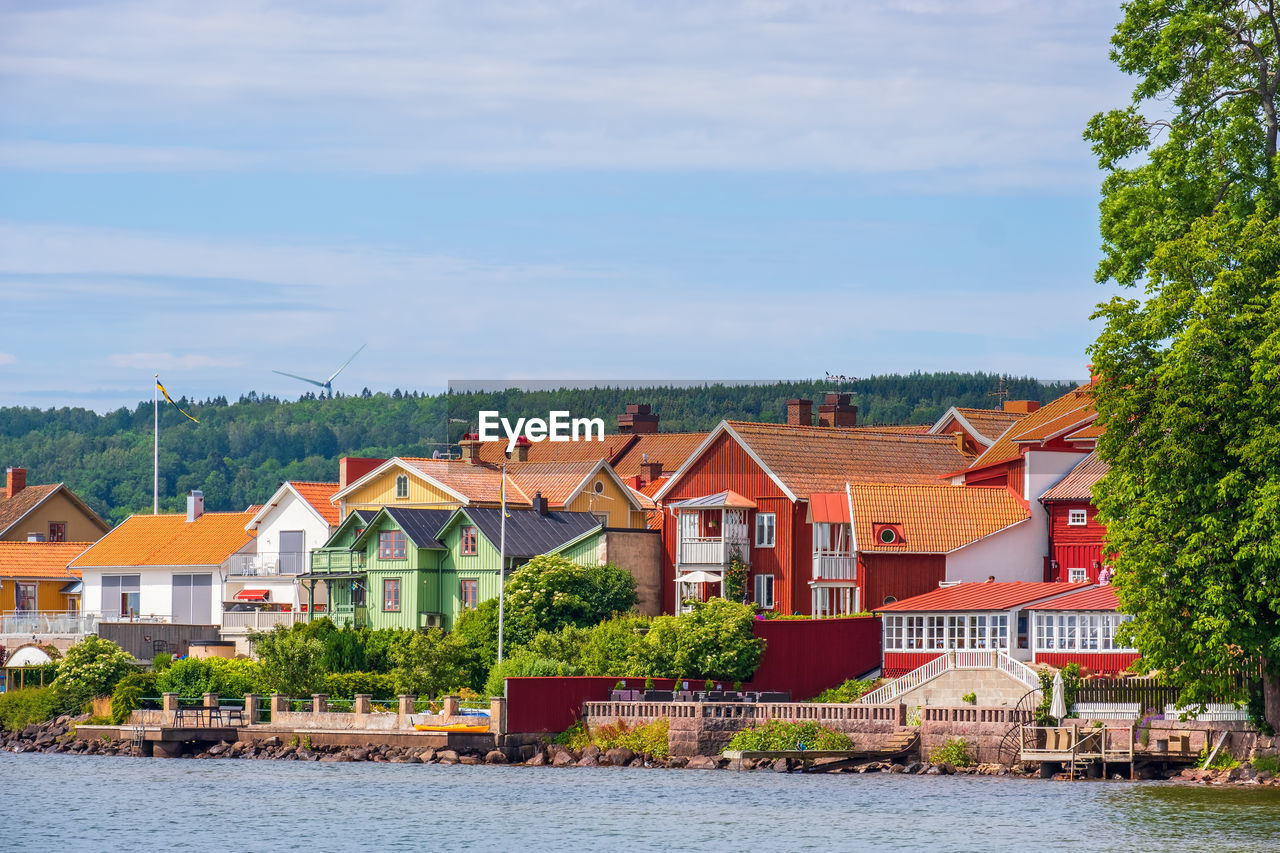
[1050,670,1068,722]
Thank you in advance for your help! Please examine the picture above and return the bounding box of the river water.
[2,753,1278,852]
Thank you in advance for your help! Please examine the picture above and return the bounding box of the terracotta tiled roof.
[1040,451,1109,502]
[613,432,709,478]
[506,460,602,506]
[724,422,973,497]
[950,408,1029,444]
[0,484,61,536]
[1066,423,1104,441]
[474,434,635,466]
[1029,584,1119,611]
[70,511,255,568]
[878,581,1089,612]
[399,458,526,505]
[849,484,1029,553]
[968,386,1095,470]
[289,482,341,525]
[0,541,94,578]
[852,424,932,434]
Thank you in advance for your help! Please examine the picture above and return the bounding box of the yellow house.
[0,540,95,617]
[1,467,110,544]
[332,454,650,529]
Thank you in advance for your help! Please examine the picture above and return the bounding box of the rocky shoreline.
[5,716,1279,786]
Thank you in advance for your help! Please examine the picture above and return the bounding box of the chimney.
[186,490,205,522]
[786,399,813,427]
[458,433,482,464]
[640,460,664,485]
[4,467,26,500]
[817,393,857,428]
[339,457,386,489]
[618,404,659,434]
[953,431,968,454]
[533,491,549,515]
[512,436,532,462]
[1002,400,1041,414]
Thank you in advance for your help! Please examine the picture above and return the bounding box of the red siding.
[883,651,945,678]
[1034,651,1138,675]
[1047,501,1109,582]
[859,553,946,611]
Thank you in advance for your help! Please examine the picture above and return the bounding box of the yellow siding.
[0,579,78,615]
[0,491,106,543]
[342,469,463,519]
[565,476,645,529]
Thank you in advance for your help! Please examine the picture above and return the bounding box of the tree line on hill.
[0,373,1075,525]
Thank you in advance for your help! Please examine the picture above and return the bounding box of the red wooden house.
[1039,450,1111,583]
[928,402,1037,457]
[1025,584,1136,673]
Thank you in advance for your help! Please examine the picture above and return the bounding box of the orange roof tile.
[852,424,932,435]
[1066,423,1104,441]
[474,434,635,466]
[505,460,602,506]
[398,458,526,505]
[70,511,255,568]
[1040,451,1109,502]
[612,432,709,479]
[810,492,850,524]
[850,484,1029,553]
[0,541,94,579]
[878,581,1089,612]
[949,408,1029,444]
[968,386,1095,470]
[1028,584,1120,611]
[724,422,973,497]
[289,481,341,525]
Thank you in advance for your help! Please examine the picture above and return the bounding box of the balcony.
[678,536,748,568]
[220,609,309,631]
[0,610,100,636]
[224,551,309,577]
[813,552,857,581]
[309,550,368,574]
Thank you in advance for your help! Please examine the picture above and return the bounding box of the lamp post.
[497,456,508,664]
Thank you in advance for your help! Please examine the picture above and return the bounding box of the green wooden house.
[304,503,604,630]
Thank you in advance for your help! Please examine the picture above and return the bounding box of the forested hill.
[0,373,1077,525]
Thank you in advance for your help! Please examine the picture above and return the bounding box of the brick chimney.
[817,393,857,428]
[512,436,532,462]
[532,491,549,515]
[1002,400,1041,414]
[186,490,204,523]
[4,467,26,500]
[786,399,813,427]
[617,404,659,434]
[339,457,386,489]
[640,459,664,485]
[458,433,482,464]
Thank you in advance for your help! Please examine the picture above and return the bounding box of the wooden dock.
[724,731,919,772]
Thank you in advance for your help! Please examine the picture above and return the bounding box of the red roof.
[878,581,1089,612]
[810,492,850,524]
[1040,451,1109,502]
[1028,585,1119,611]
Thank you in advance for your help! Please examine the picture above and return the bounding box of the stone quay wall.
[919,706,1034,764]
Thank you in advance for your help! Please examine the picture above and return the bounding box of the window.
[100,575,140,618]
[1067,567,1087,583]
[15,582,36,612]
[379,530,406,559]
[171,574,213,624]
[754,513,775,548]
[395,475,409,499]
[461,526,478,556]
[1068,509,1087,526]
[754,573,775,609]
[48,522,66,542]
[460,579,479,610]
[383,578,401,612]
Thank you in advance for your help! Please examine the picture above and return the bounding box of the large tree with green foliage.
[1084,1,1280,728]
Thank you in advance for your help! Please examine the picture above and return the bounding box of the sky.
[0,1,1133,412]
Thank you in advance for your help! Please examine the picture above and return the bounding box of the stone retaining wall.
[919,706,1034,764]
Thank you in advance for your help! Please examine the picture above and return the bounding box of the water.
[3,753,1279,852]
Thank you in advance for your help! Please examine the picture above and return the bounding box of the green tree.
[1085,4,1280,729]
[389,629,477,698]
[502,555,637,647]
[52,635,137,711]
[249,625,325,698]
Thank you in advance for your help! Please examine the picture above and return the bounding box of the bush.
[321,671,397,700]
[810,678,878,703]
[250,625,326,698]
[110,671,158,724]
[931,737,975,767]
[656,598,764,682]
[502,555,637,647]
[155,657,264,698]
[725,720,854,752]
[0,686,64,731]
[390,629,477,699]
[52,636,137,712]
[574,718,670,760]
[1251,755,1280,775]
[484,653,582,698]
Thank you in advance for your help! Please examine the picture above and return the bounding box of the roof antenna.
[988,375,1010,405]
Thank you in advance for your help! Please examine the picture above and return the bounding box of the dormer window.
[395,475,409,499]
[874,523,905,546]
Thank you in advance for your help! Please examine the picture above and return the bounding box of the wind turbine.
[273,344,366,393]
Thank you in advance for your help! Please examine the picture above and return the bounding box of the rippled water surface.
[3,753,1279,852]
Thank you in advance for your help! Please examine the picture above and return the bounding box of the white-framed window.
[395,474,409,499]
[1068,509,1087,526]
[1033,612,1134,652]
[754,513,775,548]
[882,613,1010,651]
[1067,567,1087,582]
[754,573,775,609]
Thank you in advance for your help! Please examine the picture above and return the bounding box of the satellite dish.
[273,344,366,392]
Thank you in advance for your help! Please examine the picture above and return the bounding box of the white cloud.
[108,352,243,370]
[0,352,16,365]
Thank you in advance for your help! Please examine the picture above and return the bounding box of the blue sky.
[0,1,1130,411]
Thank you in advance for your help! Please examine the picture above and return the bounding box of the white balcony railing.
[221,610,309,631]
[223,551,308,577]
[678,537,728,566]
[813,553,857,581]
[0,611,100,635]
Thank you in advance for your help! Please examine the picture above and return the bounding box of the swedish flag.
[157,379,199,423]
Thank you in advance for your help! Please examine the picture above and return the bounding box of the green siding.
[553,532,604,567]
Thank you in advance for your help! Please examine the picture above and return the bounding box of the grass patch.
[725,719,853,752]
[1251,755,1280,775]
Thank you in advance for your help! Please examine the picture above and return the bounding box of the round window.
[594,481,604,494]
[879,527,898,544]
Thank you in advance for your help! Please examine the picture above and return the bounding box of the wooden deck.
[724,731,919,772]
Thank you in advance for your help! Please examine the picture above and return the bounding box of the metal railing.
[859,650,1040,705]
[812,553,857,580]
[224,551,308,577]
[0,610,100,635]
[309,550,368,572]
[221,610,308,630]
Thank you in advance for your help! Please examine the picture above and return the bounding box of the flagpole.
[497,458,507,665]
[153,374,159,514]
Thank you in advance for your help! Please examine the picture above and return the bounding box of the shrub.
[931,737,975,767]
[321,671,397,700]
[390,629,477,699]
[249,625,325,698]
[1251,755,1280,775]
[502,555,637,647]
[154,657,263,698]
[583,718,671,760]
[0,686,64,731]
[52,635,137,712]
[725,720,853,752]
[810,678,878,703]
[110,671,158,724]
[961,692,977,705]
[484,653,582,698]
[151,653,173,672]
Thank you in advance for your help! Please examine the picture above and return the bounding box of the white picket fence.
[1163,703,1249,722]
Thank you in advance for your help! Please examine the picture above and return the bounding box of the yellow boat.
[413,723,491,733]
